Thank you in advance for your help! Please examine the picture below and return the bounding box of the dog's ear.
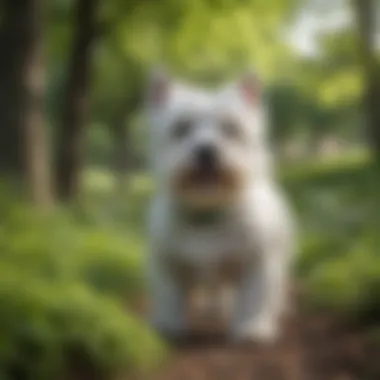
[147,66,171,107]
[237,70,261,107]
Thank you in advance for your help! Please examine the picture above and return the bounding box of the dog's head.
[146,68,271,209]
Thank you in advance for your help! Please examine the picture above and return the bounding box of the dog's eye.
[220,118,240,139]
[171,118,193,140]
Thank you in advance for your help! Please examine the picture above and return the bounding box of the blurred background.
[0,0,379,379]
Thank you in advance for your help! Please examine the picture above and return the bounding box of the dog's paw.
[230,317,279,345]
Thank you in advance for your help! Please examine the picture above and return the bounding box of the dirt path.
[137,289,380,380]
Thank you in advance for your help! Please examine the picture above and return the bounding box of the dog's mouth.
[188,166,223,187]
[179,166,226,189]
[173,165,241,200]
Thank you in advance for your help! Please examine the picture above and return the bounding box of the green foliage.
[0,274,165,380]
[46,0,366,167]
[285,156,380,322]
[1,201,145,299]
[305,241,380,317]
[46,0,301,168]
[315,30,363,108]
[0,189,166,379]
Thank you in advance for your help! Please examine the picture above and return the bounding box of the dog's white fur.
[145,69,296,343]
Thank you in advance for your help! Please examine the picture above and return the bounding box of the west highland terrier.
[144,68,296,343]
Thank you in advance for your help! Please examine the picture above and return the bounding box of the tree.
[47,0,300,186]
[55,0,98,201]
[351,0,380,160]
[88,0,299,159]
[0,0,53,207]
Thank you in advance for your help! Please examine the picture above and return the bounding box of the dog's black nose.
[195,144,217,168]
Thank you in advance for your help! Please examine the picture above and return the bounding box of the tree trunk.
[0,0,53,207]
[352,0,380,161]
[55,0,98,201]
[0,2,24,176]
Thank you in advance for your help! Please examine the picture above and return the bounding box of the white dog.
[144,68,296,343]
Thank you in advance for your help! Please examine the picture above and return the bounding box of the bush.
[1,201,146,300]
[287,159,380,323]
[0,191,166,379]
[0,270,165,380]
[302,235,380,319]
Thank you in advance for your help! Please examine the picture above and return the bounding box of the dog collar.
[179,206,226,226]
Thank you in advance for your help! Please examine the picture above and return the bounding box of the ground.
[132,285,379,380]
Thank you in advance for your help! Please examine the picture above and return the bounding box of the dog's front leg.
[230,251,289,343]
[147,257,187,338]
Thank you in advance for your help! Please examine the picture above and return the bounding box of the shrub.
[0,190,166,379]
[288,160,380,323]
[0,269,166,380]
